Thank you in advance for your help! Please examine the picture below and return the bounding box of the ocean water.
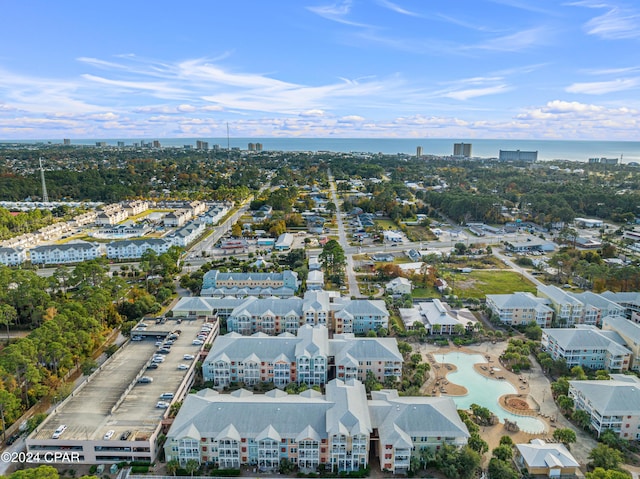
[10,138,640,163]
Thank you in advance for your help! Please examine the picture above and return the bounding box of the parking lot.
[27,315,216,463]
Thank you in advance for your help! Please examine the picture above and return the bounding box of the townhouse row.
[164,379,470,474]
[203,324,403,389]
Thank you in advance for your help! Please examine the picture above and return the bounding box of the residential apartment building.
[106,238,171,259]
[163,209,192,228]
[537,285,584,326]
[203,325,402,389]
[568,291,625,326]
[29,241,101,265]
[541,326,632,371]
[602,316,640,371]
[175,292,389,335]
[601,291,640,322]
[202,270,299,294]
[95,204,128,226]
[0,247,26,266]
[486,292,554,327]
[164,379,469,473]
[122,200,149,216]
[72,211,97,227]
[569,375,640,440]
[332,298,389,334]
[165,221,206,247]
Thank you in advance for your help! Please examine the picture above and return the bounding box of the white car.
[156,401,170,409]
[177,364,189,370]
[183,354,195,360]
[192,339,203,345]
[52,425,67,439]
[152,356,165,363]
[103,430,114,440]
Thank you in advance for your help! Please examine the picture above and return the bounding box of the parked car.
[159,392,175,400]
[177,364,189,370]
[137,376,153,383]
[103,430,114,440]
[6,433,20,445]
[156,401,170,409]
[147,363,159,370]
[52,425,67,439]
[183,354,195,360]
[192,339,203,346]
[120,430,131,440]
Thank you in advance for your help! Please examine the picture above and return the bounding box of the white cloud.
[299,109,325,117]
[307,1,375,28]
[566,78,639,94]
[443,85,511,100]
[376,0,420,17]
[464,27,550,52]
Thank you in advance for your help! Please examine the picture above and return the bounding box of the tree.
[551,378,569,397]
[586,468,631,479]
[231,222,242,238]
[184,458,200,476]
[9,466,59,479]
[588,444,624,470]
[0,304,17,341]
[499,435,514,447]
[572,409,591,430]
[557,395,574,414]
[553,427,577,445]
[492,445,513,462]
[319,239,346,276]
[165,459,180,477]
[468,432,489,454]
[487,458,519,479]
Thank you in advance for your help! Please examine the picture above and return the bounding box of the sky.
[0,0,639,140]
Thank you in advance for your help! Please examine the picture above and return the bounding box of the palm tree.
[165,459,179,476]
[184,458,200,477]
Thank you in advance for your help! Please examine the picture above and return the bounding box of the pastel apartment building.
[541,326,632,371]
[164,379,469,473]
[202,325,402,388]
[485,292,555,327]
[537,285,584,326]
[569,374,640,440]
[163,209,192,228]
[601,291,640,323]
[602,316,640,371]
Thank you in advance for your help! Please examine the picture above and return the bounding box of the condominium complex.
[537,285,584,326]
[202,269,299,297]
[602,316,640,371]
[541,326,632,371]
[30,241,102,265]
[164,379,469,473]
[569,375,640,440]
[485,292,554,327]
[203,325,402,388]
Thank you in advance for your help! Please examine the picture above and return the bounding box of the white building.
[385,277,412,295]
[275,233,294,251]
[106,238,171,259]
[0,247,27,266]
[399,299,476,334]
[486,292,554,327]
[306,270,325,290]
[515,439,580,478]
[29,241,102,265]
[537,285,584,326]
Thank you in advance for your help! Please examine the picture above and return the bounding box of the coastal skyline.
[1,1,639,140]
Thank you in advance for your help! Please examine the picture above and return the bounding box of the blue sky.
[1,0,639,140]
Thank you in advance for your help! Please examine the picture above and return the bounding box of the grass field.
[411,287,440,299]
[375,219,398,230]
[452,270,536,298]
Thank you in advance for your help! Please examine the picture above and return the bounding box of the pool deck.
[416,340,598,468]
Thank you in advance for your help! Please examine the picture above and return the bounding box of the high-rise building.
[453,143,472,157]
[117,141,125,148]
[499,150,537,162]
[152,140,161,148]
[196,140,209,150]
[255,142,263,152]
[248,142,256,151]
[63,138,71,145]
[416,146,423,157]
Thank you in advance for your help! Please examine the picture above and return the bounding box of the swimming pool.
[437,352,546,433]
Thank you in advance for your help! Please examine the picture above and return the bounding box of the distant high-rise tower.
[416,146,423,157]
[196,140,209,150]
[117,141,125,148]
[255,142,263,152]
[453,143,472,158]
[39,157,49,203]
[153,140,161,148]
[248,143,256,151]
[63,138,70,146]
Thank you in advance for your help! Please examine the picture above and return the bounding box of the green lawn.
[411,287,440,299]
[375,219,398,230]
[452,270,536,298]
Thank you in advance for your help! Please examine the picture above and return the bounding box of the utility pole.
[39,157,49,203]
